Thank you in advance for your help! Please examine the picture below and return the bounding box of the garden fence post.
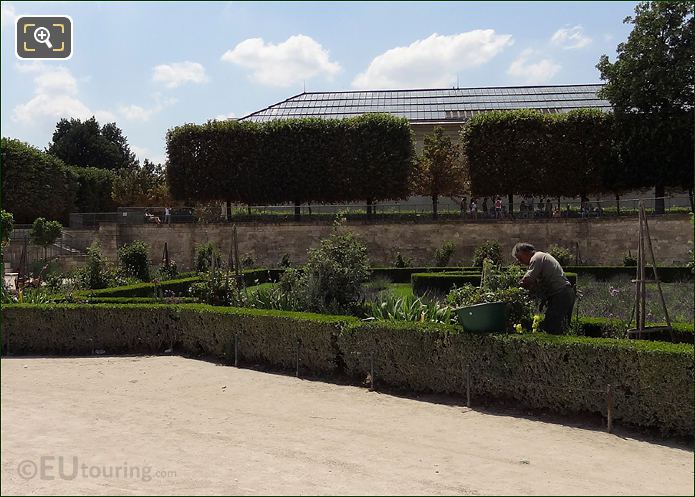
[606,384,614,433]
[369,353,375,391]
[466,366,471,408]
[295,339,300,378]
[234,334,238,367]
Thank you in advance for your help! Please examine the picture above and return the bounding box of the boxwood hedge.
[2,304,692,434]
[565,266,691,282]
[412,272,578,296]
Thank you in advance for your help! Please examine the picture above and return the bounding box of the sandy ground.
[1,356,692,496]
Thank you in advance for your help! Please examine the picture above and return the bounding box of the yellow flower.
[514,323,523,334]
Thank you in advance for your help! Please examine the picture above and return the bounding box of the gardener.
[512,242,575,334]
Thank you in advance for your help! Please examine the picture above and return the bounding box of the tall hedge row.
[2,304,692,434]
[1,138,118,223]
[166,114,416,205]
[459,109,614,197]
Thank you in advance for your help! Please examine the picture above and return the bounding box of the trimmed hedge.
[60,297,198,305]
[577,317,693,344]
[338,320,693,435]
[565,265,691,282]
[371,266,478,283]
[2,304,692,434]
[412,271,578,296]
[75,269,284,298]
[2,304,358,374]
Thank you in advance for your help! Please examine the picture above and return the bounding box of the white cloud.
[152,61,209,89]
[551,25,592,49]
[12,65,113,124]
[213,111,236,121]
[221,34,341,87]
[1,2,16,29]
[118,94,177,122]
[507,49,561,84]
[351,31,513,90]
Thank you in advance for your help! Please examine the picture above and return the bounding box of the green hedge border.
[411,272,578,296]
[2,304,692,434]
[565,266,691,282]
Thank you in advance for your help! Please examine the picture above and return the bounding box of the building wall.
[91,215,692,269]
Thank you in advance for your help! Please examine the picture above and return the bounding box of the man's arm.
[520,256,541,289]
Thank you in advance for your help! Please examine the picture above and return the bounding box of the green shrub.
[77,275,200,298]
[434,240,455,267]
[195,242,222,272]
[289,226,371,313]
[3,304,692,434]
[472,240,502,267]
[1,209,14,254]
[77,243,112,290]
[574,316,693,344]
[393,252,413,268]
[241,253,256,269]
[371,266,469,283]
[279,253,292,268]
[118,240,151,281]
[30,217,63,258]
[157,260,178,280]
[623,251,637,267]
[412,272,481,296]
[2,304,358,375]
[547,244,573,267]
[366,293,454,324]
[338,320,693,435]
[190,271,246,307]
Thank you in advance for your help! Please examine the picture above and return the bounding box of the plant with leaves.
[472,240,502,267]
[366,293,455,324]
[547,244,573,267]
[1,209,14,255]
[434,240,455,267]
[190,270,246,307]
[597,1,694,212]
[195,242,222,272]
[117,240,151,281]
[393,252,413,268]
[78,242,112,290]
[29,218,63,260]
[413,127,466,219]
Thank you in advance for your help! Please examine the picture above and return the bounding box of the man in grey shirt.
[512,242,575,334]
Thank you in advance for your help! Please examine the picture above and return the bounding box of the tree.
[112,159,170,206]
[1,210,14,256]
[30,217,63,260]
[597,1,694,212]
[47,117,137,170]
[1,138,78,223]
[413,127,466,219]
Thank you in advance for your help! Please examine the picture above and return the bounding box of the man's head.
[512,242,536,265]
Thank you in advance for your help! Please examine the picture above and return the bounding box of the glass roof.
[239,84,610,123]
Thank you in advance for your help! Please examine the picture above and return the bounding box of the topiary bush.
[472,240,502,267]
[547,244,573,267]
[195,242,222,272]
[434,240,455,267]
[77,242,112,290]
[118,240,151,282]
[30,217,63,259]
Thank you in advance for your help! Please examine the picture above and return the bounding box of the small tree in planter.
[547,244,573,267]
[29,217,63,261]
[472,240,502,267]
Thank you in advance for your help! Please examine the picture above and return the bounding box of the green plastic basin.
[456,301,507,333]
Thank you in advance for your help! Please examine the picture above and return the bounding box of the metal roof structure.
[239,84,611,123]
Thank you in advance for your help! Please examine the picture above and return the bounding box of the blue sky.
[1,1,637,165]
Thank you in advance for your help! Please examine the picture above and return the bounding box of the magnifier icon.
[33,27,53,49]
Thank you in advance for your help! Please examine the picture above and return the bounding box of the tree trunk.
[654,184,665,215]
[294,201,301,222]
[507,194,514,219]
[225,200,232,222]
[432,194,438,220]
[615,194,620,216]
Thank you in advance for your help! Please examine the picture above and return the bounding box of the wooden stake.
[234,334,239,367]
[369,354,375,391]
[606,384,614,433]
[466,366,471,408]
[641,204,672,337]
[295,340,300,378]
